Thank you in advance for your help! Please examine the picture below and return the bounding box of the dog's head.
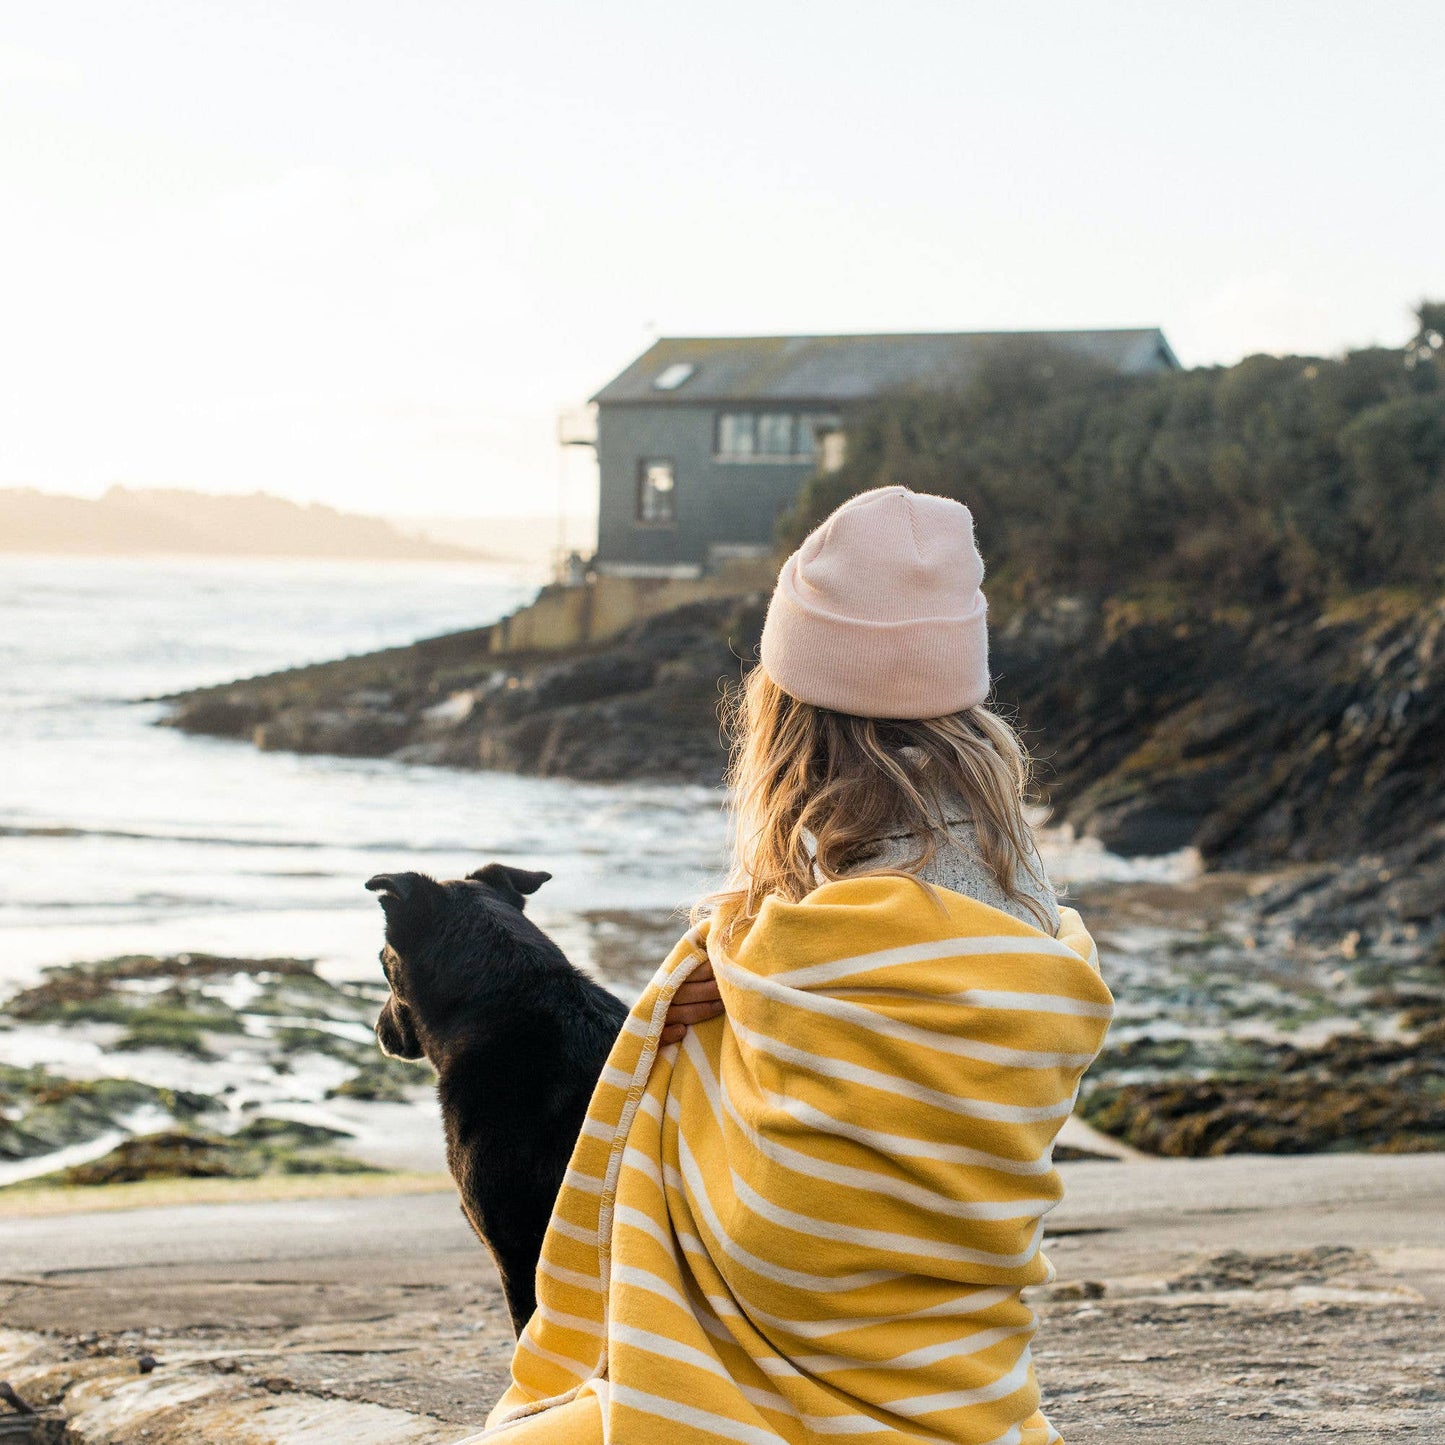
[365,863,552,1064]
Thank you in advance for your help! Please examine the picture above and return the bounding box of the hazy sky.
[2,2,1441,519]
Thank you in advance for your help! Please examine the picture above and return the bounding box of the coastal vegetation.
[784,302,1445,603]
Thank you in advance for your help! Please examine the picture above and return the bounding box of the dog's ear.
[467,862,552,911]
[366,871,442,951]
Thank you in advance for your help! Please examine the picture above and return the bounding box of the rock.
[1079,1022,1445,1156]
[5,953,317,1020]
[1,956,418,1168]
[0,1066,210,1164]
[991,596,1445,873]
[1077,793,1211,857]
[61,1131,251,1185]
[1169,1245,1364,1293]
[165,595,764,786]
[59,1126,379,1186]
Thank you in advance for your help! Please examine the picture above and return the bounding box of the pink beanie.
[758,485,990,719]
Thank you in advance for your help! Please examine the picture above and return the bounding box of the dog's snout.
[375,996,425,1061]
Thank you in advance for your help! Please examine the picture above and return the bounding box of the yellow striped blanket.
[480,876,1113,1444]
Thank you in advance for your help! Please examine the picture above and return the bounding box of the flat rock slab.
[2,1155,1443,1443]
[0,1330,459,1443]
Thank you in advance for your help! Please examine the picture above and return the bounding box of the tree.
[780,306,1445,602]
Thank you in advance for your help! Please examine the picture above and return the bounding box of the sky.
[1,1,1442,520]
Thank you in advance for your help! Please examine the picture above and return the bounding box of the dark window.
[637,459,676,525]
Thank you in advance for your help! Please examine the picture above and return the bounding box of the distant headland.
[0,485,504,562]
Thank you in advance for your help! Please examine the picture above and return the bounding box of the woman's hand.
[660,962,723,1045]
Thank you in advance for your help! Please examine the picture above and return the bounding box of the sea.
[0,555,741,996]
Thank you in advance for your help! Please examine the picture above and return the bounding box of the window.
[717,413,756,458]
[756,413,794,457]
[652,362,696,392]
[717,411,841,461]
[637,459,676,525]
[796,413,841,459]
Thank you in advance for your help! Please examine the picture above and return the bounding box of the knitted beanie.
[758,485,990,719]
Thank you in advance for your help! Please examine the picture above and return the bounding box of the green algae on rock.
[1080,1023,1445,1155]
[1,954,426,1178]
[59,1120,380,1186]
[0,1064,210,1163]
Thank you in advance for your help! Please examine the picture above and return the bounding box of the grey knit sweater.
[817,782,1061,934]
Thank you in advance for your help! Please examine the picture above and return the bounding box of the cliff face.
[164,589,1445,937]
[994,594,1445,868]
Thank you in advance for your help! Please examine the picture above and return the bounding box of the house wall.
[595,403,818,572]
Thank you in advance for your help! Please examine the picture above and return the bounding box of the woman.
[471,486,1113,1444]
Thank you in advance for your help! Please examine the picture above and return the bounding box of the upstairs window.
[717,412,756,458]
[637,459,676,525]
[796,413,841,459]
[756,413,794,457]
[717,411,840,461]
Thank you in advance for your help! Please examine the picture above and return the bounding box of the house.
[588,329,1180,577]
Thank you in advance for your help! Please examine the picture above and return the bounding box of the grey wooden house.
[589,329,1179,577]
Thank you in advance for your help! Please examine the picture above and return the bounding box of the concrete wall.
[488,556,776,655]
[595,403,817,572]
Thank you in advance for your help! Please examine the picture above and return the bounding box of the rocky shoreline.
[1072,872,1444,1157]
[3,863,1442,1176]
[152,586,1445,1165]
[161,596,755,786]
[163,588,1445,935]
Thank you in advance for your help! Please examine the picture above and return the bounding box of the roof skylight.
[652,362,696,391]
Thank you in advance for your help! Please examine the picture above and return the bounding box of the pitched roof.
[592,329,1179,405]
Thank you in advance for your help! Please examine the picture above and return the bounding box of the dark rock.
[62,1130,250,1184]
[1079,1023,1445,1156]
[1078,794,1213,858]
[162,695,267,739]
[1051,1146,1121,1164]
[164,594,763,787]
[59,1127,379,1186]
[1081,1076,1445,1156]
[5,953,316,1021]
[995,595,1445,876]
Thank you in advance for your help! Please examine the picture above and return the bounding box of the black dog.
[366,862,627,1334]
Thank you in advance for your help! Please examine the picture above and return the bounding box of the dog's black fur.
[366,862,627,1334]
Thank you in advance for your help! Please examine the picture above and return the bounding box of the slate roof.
[592,329,1179,405]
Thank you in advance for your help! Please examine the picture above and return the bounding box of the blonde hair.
[695,667,1052,949]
